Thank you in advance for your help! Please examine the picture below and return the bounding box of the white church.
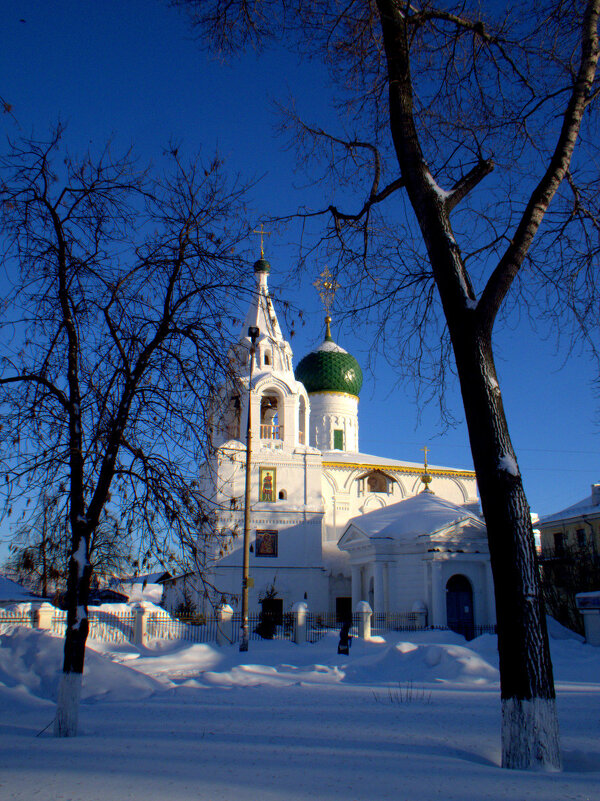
[164,256,496,634]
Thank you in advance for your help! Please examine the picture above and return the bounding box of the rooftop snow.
[340,492,483,542]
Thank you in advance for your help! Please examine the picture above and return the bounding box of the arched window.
[225,394,241,439]
[260,393,283,440]
[278,489,287,500]
[264,350,272,366]
[298,396,306,444]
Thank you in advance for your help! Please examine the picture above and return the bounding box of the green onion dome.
[295,316,363,398]
[253,258,271,273]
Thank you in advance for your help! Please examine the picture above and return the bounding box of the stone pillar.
[351,565,361,611]
[35,602,55,631]
[373,561,385,619]
[430,561,445,628]
[133,603,148,646]
[216,603,234,646]
[292,602,308,644]
[411,600,428,630]
[356,601,372,640]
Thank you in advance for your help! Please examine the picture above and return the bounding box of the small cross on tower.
[253,223,271,258]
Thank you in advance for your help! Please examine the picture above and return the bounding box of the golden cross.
[313,267,340,316]
[253,223,271,258]
[421,445,432,490]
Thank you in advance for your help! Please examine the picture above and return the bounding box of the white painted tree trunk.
[502,698,561,770]
[54,672,83,737]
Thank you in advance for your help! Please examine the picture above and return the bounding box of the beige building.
[538,484,600,559]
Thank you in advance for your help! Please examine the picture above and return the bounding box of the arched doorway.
[446,574,475,640]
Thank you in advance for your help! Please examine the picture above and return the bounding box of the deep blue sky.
[2,0,599,526]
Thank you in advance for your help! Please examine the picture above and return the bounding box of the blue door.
[446,574,475,640]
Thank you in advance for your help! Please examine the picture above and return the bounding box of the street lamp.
[240,325,259,651]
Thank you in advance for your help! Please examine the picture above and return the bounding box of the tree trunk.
[451,324,560,769]
[54,532,92,737]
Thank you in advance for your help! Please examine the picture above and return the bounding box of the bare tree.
[3,489,135,598]
[0,127,250,736]
[177,0,600,769]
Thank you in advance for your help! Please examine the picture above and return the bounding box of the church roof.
[295,317,363,397]
[339,492,483,545]
[321,450,476,479]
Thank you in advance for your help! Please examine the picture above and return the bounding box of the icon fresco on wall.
[259,467,276,502]
[256,529,278,557]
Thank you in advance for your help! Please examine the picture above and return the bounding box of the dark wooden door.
[446,574,475,640]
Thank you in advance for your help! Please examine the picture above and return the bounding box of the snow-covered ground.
[1,620,599,800]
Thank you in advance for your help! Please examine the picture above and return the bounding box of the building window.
[278,489,287,500]
[256,530,278,557]
[264,350,271,365]
[333,429,344,450]
[576,528,586,548]
[554,531,564,556]
[259,467,276,502]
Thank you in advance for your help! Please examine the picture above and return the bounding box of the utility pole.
[240,325,259,652]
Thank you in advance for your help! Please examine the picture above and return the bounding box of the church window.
[278,489,287,500]
[226,395,241,439]
[259,467,276,502]
[367,471,388,493]
[256,530,278,557]
[260,393,282,440]
[333,429,344,450]
[264,350,271,365]
[298,396,307,445]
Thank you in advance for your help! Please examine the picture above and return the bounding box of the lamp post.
[240,325,259,652]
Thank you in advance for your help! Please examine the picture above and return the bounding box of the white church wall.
[388,553,427,613]
[198,564,329,615]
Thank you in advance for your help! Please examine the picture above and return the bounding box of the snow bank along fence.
[0,601,495,646]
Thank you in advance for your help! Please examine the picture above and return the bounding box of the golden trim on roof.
[322,461,476,479]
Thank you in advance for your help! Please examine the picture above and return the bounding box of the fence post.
[133,603,148,646]
[216,603,234,645]
[412,600,428,629]
[292,601,308,644]
[356,601,372,640]
[34,602,55,631]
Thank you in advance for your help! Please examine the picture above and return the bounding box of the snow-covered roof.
[321,450,475,477]
[538,486,600,526]
[0,576,40,602]
[339,492,484,545]
[113,571,171,585]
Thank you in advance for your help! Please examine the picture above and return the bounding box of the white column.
[216,603,234,646]
[292,602,308,644]
[430,561,445,627]
[133,603,148,646]
[356,601,372,640]
[351,565,362,609]
[374,560,385,615]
